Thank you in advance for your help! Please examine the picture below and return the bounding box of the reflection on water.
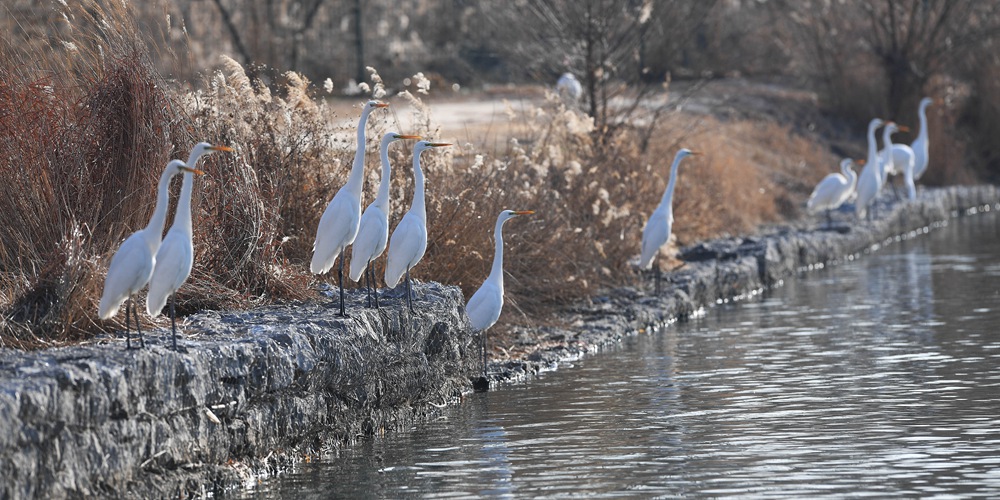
[244,213,1000,498]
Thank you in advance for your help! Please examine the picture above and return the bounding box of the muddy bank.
[0,282,478,498]
[485,185,1000,385]
[0,185,996,498]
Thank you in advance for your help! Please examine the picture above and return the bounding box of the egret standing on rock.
[807,158,859,227]
[640,148,699,293]
[147,143,232,349]
[312,100,389,317]
[467,209,534,377]
[349,132,421,308]
[98,159,201,349]
[385,140,451,313]
[855,118,885,220]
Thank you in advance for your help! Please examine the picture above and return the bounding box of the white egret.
[349,132,421,308]
[146,143,232,349]
[855,118,885,220]
[466,209,534,376]
[556,72,582,101]
[311,100,389,317]
[98,159,200,349]
[384,140,451,312]
[807,158,859,227]
[893,97,933,182]
[640,148,699,293]
[879,122,909,199]
[892,141,917,201]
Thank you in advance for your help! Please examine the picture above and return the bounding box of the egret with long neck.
[466,209,534,378]
[384,140,451,313]
[311,100,389,316]
[349,132,420,308]
[855,118,885,220]
[640,148,699,293]
[146,142,231,349]
[98,159,199,349]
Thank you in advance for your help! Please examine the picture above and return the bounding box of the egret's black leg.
[482,329,488,377]
[336,255,348,317]
[655,264,662,295]
[124,297,132,350]
[826,209,833,229]
[363,261,373,308]
[170,294,178,350]
[132,296,145,349]
[405,269,415,314]
[369,263,380,309]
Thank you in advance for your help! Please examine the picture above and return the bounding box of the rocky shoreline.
[0,185,997,498]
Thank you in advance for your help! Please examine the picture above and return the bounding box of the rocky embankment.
[0,185,997,498]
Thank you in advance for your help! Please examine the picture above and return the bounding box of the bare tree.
[774,0,1000,118]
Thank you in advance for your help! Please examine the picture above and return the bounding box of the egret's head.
[884,121,899,134]
[677,148,701,161]
[365,100,389,112]
[920,97,934,108]
[499,209,534,225]
[187,142,234,166]
[869,118,885,131]
[414,140,452,154]
[167,159,205,176]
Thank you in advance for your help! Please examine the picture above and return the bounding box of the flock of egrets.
[97,99,530,369]
[807,97,934,224]
[97,95,935,369]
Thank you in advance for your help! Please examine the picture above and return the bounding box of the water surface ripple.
[245,213,1000,498]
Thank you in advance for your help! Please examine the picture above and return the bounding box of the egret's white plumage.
[640,148,698,270]
[892,143,917,200]
[311,100,388,316]
[895,97,932,182]
[384,140,451,311]
[311,100,388,275]
[466,210,534,332]
[807,158,858,218]
[855,118,885,219]
[146,142,231,348]
[349,133,421,283]
[98,159,197,348]
[878,121,904,185]
[467,209,533,376]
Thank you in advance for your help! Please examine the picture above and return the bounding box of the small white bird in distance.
[556,72,583,101]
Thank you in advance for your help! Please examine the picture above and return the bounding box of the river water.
[244,211,1000,498]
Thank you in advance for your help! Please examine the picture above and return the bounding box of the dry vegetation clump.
[0,2,194,347]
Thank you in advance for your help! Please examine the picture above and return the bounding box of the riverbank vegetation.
[1,1,998,348]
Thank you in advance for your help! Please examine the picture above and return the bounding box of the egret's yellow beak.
[396,134,422,140]
[375,102,390,108]
[180,166,206,175]
[209,145,234,152]
[429,143,452,147]
[513,210,534,216]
